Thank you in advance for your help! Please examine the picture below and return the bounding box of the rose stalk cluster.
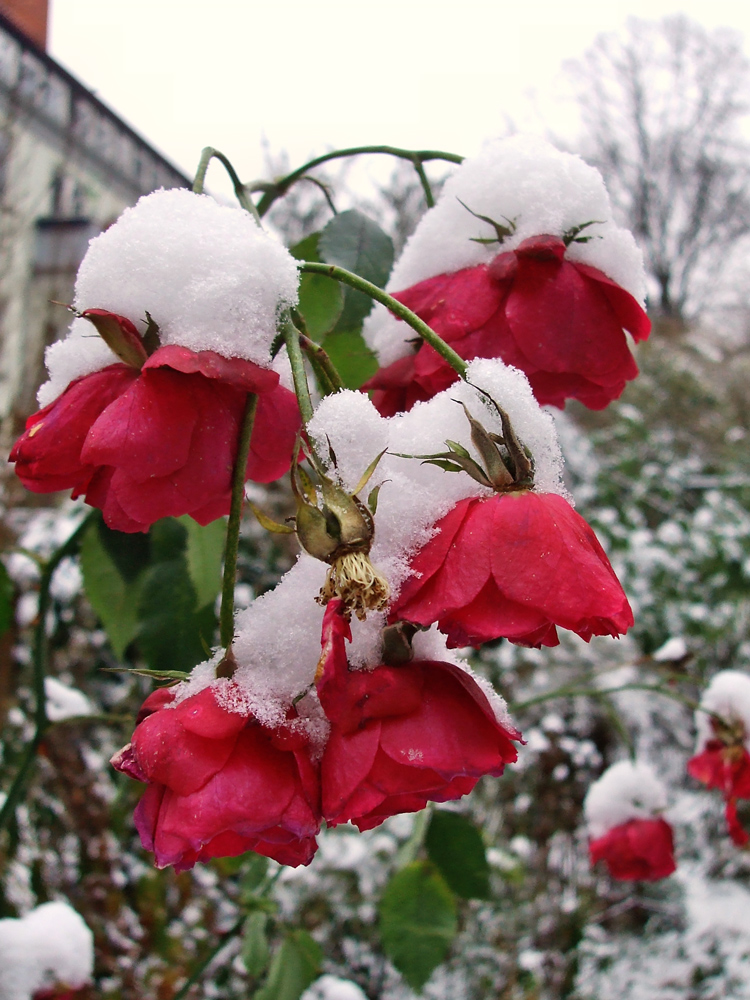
[10,137,734,883]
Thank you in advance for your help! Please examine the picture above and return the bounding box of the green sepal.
[250,503,296,535]
[100,666,189,681]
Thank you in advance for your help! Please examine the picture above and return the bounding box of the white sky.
[49,0,750,195]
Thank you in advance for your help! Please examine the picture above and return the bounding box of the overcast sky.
[49,0,750,195]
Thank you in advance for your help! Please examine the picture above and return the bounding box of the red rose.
[10,314,301,532]
[364,235,650,414]
[688,740,750,845]
[589,817,676,881]
[111,685,321,870]
[317,601,521,831]
[687,740,750,799]
[389,491,633,648]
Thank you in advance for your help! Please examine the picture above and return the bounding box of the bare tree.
[568,15,750,322]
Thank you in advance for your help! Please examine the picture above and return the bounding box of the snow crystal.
[0,901,93,1000]
[44,677,94,722]
[584,760,669,839]
[694,670,750,753]
[653,636,689,662]
[364,134,647,366]
[39,188,300,405]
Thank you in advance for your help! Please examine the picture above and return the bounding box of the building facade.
[0,5,189,444]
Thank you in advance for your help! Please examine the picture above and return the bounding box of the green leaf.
[79,520,143,659]
[136,519,216,674]
[0,560,13,637]
[97,518,151,583]
[318,210,394,329]
[378,861,458,991]
[242,911,270,979]
[179,515,226,610]
[290,233,344,340]
[425,810,492,900]
[254,930,322,1000]
[319,328,378,389]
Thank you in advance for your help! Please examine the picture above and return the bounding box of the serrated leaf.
[254,930,322,1000]
[378,861,458,991]
[179,516,226,610]
[242,912,270,979]
[425,811,492,900]
[0,560,13,637]
[319,210,394,329]
[319,328,378,389]
[79,520,143,658]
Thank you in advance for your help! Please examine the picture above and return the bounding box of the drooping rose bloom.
[317,600,521,831]
[364,235,650,415]
[389,490,633,649]
[111,684,321,869]
[589,817,676,881]
[584,760,675,881]
[11,313,300,532]
[687,671,750,847]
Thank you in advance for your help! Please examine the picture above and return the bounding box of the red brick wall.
[0,0,48,49]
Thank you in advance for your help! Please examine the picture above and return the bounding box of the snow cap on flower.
[693,670,750,753]
[0,902,93,1000]
[584,760,669,839]
[307,360,566,601]
[39,189,299,405]
[365,134,647,366]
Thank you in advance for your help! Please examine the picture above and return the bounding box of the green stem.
[410,155,435,209]
[173,916,245,1000]
[192,146,262,224]
[219,393,258,649]
[254,145,463,216]
[510,681,714,718]
[0,513,93,835]
[299,262,468,378]
[299,334,344,394]
[283,317,314,424]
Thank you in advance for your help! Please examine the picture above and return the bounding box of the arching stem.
[192,146,262,224]
[219,393,258,649]
[299,262,468,378]
[254,145,462,216]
